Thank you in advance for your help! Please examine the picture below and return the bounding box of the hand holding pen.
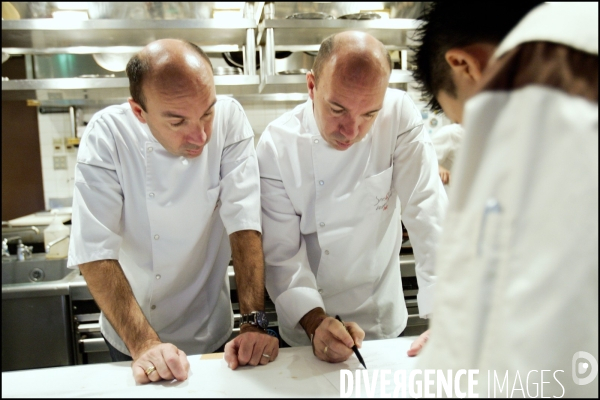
[305,310,366,365]
[335,315,367,369]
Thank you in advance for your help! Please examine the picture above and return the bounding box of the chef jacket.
[256,88,448,346]
[416,3,598,398]
[430,123,464,195]
[68,97,261,356]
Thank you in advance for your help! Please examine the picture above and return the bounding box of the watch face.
[255,311,269,329]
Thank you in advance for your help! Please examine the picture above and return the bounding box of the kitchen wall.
[37,100,304,210]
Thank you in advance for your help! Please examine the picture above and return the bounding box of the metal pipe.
[245,28,256,76]
[69,106,77,139]
[263,2,275,77]
[46,234,70,254]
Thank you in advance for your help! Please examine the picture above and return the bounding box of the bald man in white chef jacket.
[68,39,278,384]
[256,31,448,363]
[410,2,598,397]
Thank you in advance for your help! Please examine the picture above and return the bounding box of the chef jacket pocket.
[364,165,394,213]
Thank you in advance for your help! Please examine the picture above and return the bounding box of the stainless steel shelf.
[2,19,257,54]
[259,69,413,93]
[1,76,260,101]
[257,18,420,48]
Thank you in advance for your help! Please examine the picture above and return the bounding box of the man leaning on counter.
[67,39,278,384]
[256,31,448,362]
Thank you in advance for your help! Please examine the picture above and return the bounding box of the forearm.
[230,230,265,314]
[79,259,160,358]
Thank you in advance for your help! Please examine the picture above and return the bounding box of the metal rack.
[2,2,420,103]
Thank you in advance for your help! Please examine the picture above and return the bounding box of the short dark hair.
[411,1,544,113]
[312,33,392,85]
[126,40,212,111]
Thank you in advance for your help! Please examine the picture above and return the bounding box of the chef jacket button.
[149,192,155,198]
[319,180,324,185]
[154,234,159,240]
[151,305,156,310]
[156,274,161,280]
[318,288,323,294]
[314,139,319,144]
[324,250,329,255]
[319,222,325,227]
[147,147,153,152]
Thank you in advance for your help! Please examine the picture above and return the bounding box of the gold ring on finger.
[324,346,328,356]
[145,365,157,376]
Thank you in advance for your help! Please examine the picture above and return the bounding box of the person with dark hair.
[256,31,448,363]
[68,39,278,384]
[409,2,597,397]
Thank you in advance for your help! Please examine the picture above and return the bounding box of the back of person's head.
[126,40,212,111]
[412,1,544,112]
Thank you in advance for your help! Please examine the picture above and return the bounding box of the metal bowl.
[213,67,243,76]
[339,12,382,20]
[278,69,310,75]
[286,12,333,20]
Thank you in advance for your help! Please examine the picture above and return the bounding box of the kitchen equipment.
[339,12,382,20]
[278,69,310,75]
[44,213,70,259]
[213,67,243,76]
[286,12,334,20]
[92,53,136,72]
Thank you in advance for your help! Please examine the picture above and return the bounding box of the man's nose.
[188,124,207,145]
[339,116,360,140]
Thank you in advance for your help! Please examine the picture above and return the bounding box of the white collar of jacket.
[494,2,598,60]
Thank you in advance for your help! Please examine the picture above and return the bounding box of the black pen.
[335,315,367,369]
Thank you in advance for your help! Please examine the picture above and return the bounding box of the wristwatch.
[240,311,269,330]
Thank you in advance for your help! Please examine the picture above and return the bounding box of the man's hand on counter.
[131,340,190,384]
[224,325,279,370]
[302,308,365,363]
[407,329,430,357]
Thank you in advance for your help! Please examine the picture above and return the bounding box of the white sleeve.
[67,118,124,268]
[393,95,449,317]
[218,98,261,234]
[257,132,325,338]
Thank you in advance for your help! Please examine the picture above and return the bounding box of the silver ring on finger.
[262,353,270,359]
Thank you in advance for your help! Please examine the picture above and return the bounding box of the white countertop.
[2,337,419,398]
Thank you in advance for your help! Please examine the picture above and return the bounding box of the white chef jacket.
[417,3,598,398]
[257,88,448,347]
[430,123,464,171]
[67,97,261,356]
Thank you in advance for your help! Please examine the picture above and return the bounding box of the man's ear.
[444,43,496,85]
[128,98,147,124]
[444,48,484,85]
[306,70,316,101]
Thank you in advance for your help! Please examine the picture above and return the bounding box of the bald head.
[312,31,392,87]
[126,39,213,111]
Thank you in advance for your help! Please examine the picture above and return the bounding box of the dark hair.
[126,40,212,111]
[312,33,392,85]
[411,1,544,113]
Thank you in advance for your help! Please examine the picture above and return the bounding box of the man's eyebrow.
[328,100,382,114]
[204,99,217,114]
[161,111,186,119]
[161,99,217,119]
